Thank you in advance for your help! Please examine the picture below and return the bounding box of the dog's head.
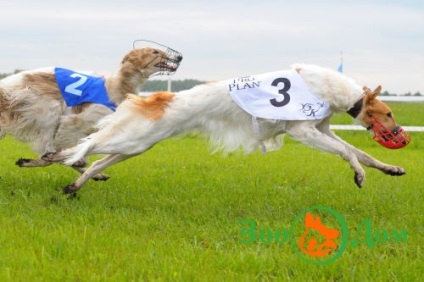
[356,86,411,149]
[121,47,183,77]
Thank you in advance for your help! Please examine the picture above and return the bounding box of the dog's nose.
[176,55,183,62]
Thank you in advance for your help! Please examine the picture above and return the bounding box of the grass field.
[0,103,422,281]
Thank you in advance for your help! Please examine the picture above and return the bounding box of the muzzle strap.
[347,97,363,118]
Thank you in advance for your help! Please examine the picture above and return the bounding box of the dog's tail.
[59,138,94,166]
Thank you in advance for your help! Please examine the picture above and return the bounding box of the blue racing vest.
[55,67,116,111]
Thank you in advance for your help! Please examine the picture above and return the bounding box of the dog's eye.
[387,112,393,118]
[152,50,159,55]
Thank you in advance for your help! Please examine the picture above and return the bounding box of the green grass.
[0,104,422,281]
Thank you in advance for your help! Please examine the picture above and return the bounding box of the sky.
[1,0,423,94]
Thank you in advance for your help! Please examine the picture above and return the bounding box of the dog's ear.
[372,85,382,97]
[121,53,131,65]
[121,49,140,65]
[363,85,381,103]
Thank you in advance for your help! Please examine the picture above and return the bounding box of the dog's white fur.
[47,64,406,193]
[0,47,182,173]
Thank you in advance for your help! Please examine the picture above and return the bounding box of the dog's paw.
[92,173,110,181]
[354,172,365,188]
[63,183,79,194]
[383,166,406,176]
[71,160,87,168]
[15,158,33,167]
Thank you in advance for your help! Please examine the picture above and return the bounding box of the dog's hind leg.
[16,114,59,168]
[286,122,366,187]
[71,166,110,181]
[16,137,57,167]
[16,148,56,168]
[16,156,110,181]
[16,158,52,167]
[63,154,133,194]
[316,118,405,176]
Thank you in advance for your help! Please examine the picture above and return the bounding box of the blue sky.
[1,0,423,94]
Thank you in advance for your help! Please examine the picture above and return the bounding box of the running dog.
[0,45,182,177]
[45,64,410,193]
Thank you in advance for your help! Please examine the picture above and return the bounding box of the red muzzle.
[368,117,411,149]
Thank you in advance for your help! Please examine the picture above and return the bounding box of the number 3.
[64,73,88,96]
[270,77,291,107]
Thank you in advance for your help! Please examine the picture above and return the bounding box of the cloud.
[0,0,423,93]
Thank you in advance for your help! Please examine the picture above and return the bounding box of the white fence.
[332,96,424,132]
[379,96,424,103]
[330,125,424,132]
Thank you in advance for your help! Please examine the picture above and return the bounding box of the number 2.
[270,77,291,107]
[64,73,88,96]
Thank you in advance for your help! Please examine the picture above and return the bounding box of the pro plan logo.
[291,206,348,265]
[238,206,407,265]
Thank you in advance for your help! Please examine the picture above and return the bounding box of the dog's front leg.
[286,123,366,187]
[330,134,404,176]
[316,119,405,176]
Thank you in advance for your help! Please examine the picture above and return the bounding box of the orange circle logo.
[290,206,349,265]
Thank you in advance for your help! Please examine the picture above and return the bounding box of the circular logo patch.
[290,206,349,265]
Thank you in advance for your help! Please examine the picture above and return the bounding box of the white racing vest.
[226,70,331,120]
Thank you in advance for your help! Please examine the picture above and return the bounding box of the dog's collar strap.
[347,97,363,118]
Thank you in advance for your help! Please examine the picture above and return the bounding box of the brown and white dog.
[0,46,182,176]
[45,64,410,194]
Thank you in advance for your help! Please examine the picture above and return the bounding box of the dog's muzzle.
[157,47,183,76]
[367,117,411,149]
[133,39,183,76]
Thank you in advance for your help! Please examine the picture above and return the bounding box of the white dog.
[0,45,182,177]
[45,64,410,194]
